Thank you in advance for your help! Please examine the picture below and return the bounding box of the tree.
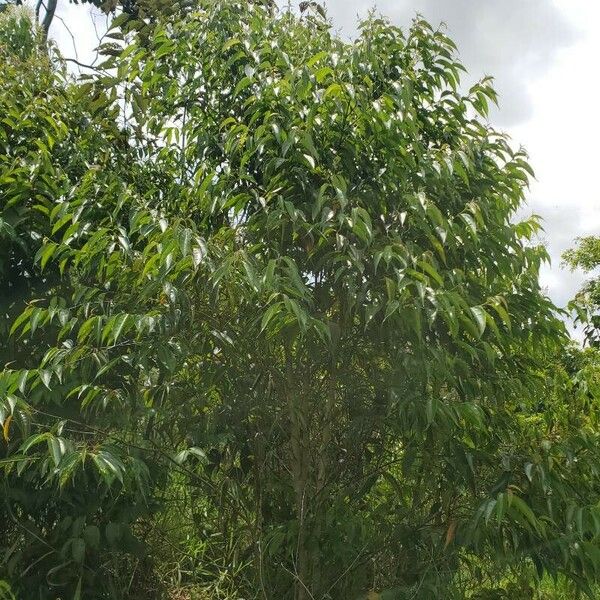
[564,236,600,347]
[2,3,600,599]
[0,0,190,39]
[0,8,160,597]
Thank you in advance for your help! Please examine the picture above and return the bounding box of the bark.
[312,359,336,593]
[40,0,57,39]
[286,348,311,600]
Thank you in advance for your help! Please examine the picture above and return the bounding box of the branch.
[41,0,57,38]
[64,56,106,72]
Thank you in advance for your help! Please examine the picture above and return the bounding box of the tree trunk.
[286,349,311,600]
[312,359,336,593]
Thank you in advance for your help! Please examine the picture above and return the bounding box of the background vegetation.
[1,3,599,599]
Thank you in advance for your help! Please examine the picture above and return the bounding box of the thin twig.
[325,544,368,595]
[64,57,106,72]
[280,562,316,600]
[50,9,79,61]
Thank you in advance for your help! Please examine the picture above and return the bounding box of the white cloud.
[509,0,600,309]
[323,0,576,126]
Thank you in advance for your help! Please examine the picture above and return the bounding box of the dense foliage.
[0,0,193,38]
[564,236,600,347]
[1,4,600,599]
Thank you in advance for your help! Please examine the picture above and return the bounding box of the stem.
[285,345,310,600]
[312,353,336,592]
[41,0,57,38]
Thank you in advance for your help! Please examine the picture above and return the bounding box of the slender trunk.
[254,427,268,599]
[285,348,310,600]
[312,359,336,593]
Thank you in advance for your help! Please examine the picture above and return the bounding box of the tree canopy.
[1,4,600,599]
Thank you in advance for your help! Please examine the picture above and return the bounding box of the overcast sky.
[46,0,599,322]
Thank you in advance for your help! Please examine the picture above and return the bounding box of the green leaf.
[21,432,52,453]
[9,307,34,337]
[71,538,86,564]
[489,300,512,330]
[261,302,282,332]
[469,306,487,337]
[418,260,443,286]
[110,12,131,29]
[39,242,58,270]
[39,369,52,390]
[73,577,82,600]
[83,525,100,549]
[510,495,540,533]
[48,436,63,466]
[307,50,327,67]
[234,76,253,97]
[179,228,193,257]
[105,523,121,547]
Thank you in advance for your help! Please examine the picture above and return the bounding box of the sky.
[46,0,599,321]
